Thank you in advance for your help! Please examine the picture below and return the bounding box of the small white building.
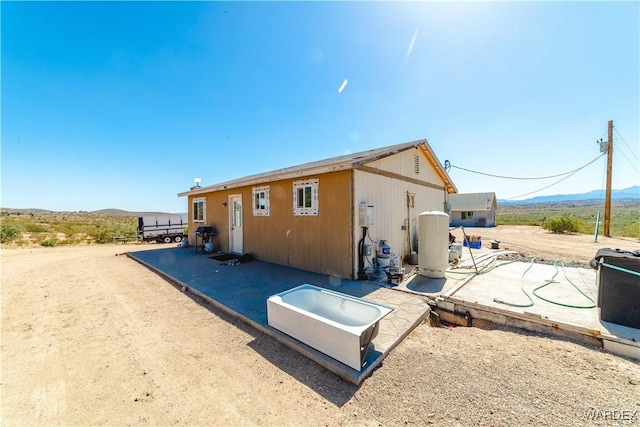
[448,192,497,227]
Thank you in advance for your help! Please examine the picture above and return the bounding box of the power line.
[503,156,603,200]
[614,126,639,162]
[613,141,640,174]
[447,154,605,180]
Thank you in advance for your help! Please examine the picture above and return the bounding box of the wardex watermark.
[585,408,638,422]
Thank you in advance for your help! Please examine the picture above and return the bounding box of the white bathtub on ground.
[266,284,394,371]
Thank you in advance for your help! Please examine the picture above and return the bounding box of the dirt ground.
[2,226,639,426]
[449,225,639,265]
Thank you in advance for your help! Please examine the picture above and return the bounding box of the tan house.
[178,139,457,280]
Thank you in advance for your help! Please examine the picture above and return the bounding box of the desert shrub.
[624,221,640,239]
[40,239,57,247]
[24,223,48,233]
[543,215,583,233]
[93,222,137,243]
[1,223,25,243]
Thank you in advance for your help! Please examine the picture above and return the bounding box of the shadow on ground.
[161,276,359,406]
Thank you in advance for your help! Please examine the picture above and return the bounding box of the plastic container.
[452,243,463,255]
[595,249,640,328]
[377,240,391,258]
[376,257,390,276]
[463,239,481,249]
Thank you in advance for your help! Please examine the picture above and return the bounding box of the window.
[193,197,206,222]
[461,211,474,220]
[252,185,270,216]
[293,178,319,215]
[233,200,242,227]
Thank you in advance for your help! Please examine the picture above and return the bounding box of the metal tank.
[418,211,450,278]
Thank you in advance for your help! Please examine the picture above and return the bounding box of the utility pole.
[604,120,613,237]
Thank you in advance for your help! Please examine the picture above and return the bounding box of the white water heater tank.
[418,211,450,278]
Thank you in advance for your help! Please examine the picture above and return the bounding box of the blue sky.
[2,1,638,213]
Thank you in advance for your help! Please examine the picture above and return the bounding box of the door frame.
[228,194,243,254]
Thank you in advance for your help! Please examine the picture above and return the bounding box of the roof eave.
[418,143,458,194]
[178,161,355,197]
[178,138,458,197]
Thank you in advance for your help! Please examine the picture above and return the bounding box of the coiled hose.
[494,258,596,309]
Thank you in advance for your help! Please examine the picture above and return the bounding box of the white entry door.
[229,194,243,254]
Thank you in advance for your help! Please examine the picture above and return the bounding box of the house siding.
[187,170,353,279]
[449,210,495,227]
[352,149,449,278]
[182,141,457,280]
[448,193,497,227]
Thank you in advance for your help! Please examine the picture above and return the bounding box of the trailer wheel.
[162,236,172,244]
[174,235,183,243]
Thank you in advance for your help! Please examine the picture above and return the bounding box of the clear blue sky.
[2,1,639,213]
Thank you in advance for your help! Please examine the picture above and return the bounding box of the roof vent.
[414,155,420,174]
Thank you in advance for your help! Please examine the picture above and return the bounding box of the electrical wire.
[448,153,606,200]
[504,154,605,200]
[449,157,602,180]
[614,126,640,162]
[613,141,640,174]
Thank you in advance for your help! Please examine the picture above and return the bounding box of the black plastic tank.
[592,248,640,328]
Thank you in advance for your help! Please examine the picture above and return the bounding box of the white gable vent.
[414,155,420,174]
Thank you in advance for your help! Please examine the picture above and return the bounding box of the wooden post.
[604,120,613,237]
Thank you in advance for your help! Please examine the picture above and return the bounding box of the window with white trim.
[252,185,270,216]
[461,211,474,220]
[193,197,206,222]
[293,178,319,216]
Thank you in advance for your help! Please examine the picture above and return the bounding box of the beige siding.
[366,147,442,184]
[352,149,448,278]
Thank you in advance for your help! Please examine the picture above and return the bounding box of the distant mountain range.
[0,207,183,216]
[3,187,638,213]
[498,186,639,205]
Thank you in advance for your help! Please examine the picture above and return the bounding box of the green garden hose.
[493,257,536,308]
[531,259,596,309]
[493,258,597,309]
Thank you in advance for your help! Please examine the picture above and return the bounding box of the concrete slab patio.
[438,259,640,360]
[366,244,640,362]
[128,246,431,385]
[362,241,639,361]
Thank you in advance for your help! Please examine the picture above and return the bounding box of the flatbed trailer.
[137,215,187,243]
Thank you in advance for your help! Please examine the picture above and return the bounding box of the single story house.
[178,139,457,280]
[448,192,498,227]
